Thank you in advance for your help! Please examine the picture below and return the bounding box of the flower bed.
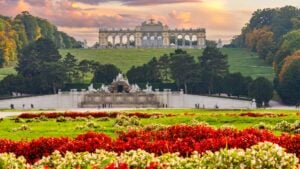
[0,142,299,169]
[18,112,175,119]
[0,125,300,164]
[226,112,288,117]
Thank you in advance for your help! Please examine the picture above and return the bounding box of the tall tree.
[63,53,78,82]
[277,53,300,105]
[157,54,171,82]
[274,29,300,72]
[170,53,197,93]
[199,46,229,94]
[16,38,67,94]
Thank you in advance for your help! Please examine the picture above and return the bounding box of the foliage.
[15,38,67,94]
[169,51,197,93]
[277,60,300,105]
[0,11,81,67]
[1,142,298,169]
[274,29,300,70]
[114,115,142,128]
[93,64,121,84]
[59,48,273,81]
[127,57,161,84]
[232,6,300,65]
[0,125,300,165]
[199,46,229,94]
[223,72,252,97]
[18,112,174,119]
[248,77,273,107]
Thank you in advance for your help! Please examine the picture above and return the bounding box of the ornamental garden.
[0,109,300,168]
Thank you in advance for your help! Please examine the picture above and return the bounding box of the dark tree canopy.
[170,53,197,93]
[231,6,300,65]
[13,38,67,94]
[248,77,273,107]
[0,11,81,66]
[126,58,161,84]
[277,60,300,105]
[199,46,229,94]
[92,64,121,84]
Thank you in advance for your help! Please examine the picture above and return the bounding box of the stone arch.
[107,35,114,47]
[184,34,191,46]
[129,34,135,47]
[150,36,155,40]
[177,34,183,46]
[114,35,121,47]
[192,35,198,46]
[143,36,148,40]
[121,35,128,46]
[169,34,176,46]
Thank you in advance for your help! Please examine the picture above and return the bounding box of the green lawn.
[60,48,274,80]
[0,48,274,81]
[0,109,298,140]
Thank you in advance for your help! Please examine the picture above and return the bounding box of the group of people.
[10,104,34,109]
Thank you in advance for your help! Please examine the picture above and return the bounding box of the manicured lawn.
[59,48,274,80]
[0,48,274,81]
[0,109,298,140]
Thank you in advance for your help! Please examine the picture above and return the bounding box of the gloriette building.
[99,19,206,48]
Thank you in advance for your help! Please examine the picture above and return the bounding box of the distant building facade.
[99,19,206,48]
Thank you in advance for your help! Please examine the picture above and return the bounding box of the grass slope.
[0,109,298,140]
[0,48,274,81]
[60,48,274,80]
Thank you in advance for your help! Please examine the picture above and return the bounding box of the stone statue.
[130,84,140,93]
[115,73,125,82]
[143,83,153,93]
[100,84,110,93]
[88,83,96,92]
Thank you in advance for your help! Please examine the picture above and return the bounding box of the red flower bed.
[18,112,175,119]
[0,125,299,164]
[239,112,287,117]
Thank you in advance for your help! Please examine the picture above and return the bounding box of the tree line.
[0,38,273,107]
[230,5,300,105]
[0,11,82,67]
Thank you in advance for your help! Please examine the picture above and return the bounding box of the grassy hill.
[0,48,274,81]
[60,48,274,80]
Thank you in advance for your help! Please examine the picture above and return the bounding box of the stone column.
[120,35,123,47]
[112,36,115,48]
[127,35,130,48]
[183,35,186,48]
[175,37,178,48]
[189,35,192,48]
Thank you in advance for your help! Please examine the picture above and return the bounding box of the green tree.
[16,38,67,94]
[92,64,121,84]
[157,54,171,82]
[224,73,248,97]
[199,46,229,94]
[277,60,300,105]
[248,77,273,107]
[0,74,26,95]
[170,53,197,93]
[63,53,78,82]
[126,57,161,84]
[274,29,300,71]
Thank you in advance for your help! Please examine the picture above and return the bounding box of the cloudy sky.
[0,0,299,45]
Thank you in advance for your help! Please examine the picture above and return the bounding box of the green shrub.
[11,125,31,132]
[56,116,67,122]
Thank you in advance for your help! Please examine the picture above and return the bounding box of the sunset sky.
[0,0,299,45]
